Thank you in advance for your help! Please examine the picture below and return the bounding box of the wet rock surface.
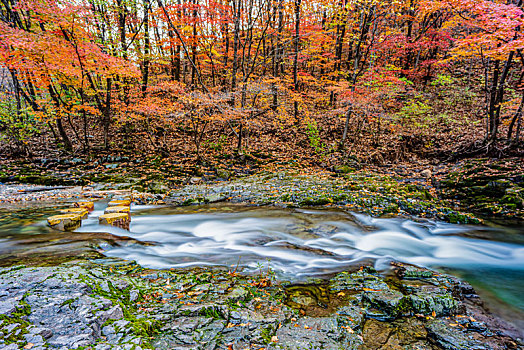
[440,158,524,220]
[0,260,521,349]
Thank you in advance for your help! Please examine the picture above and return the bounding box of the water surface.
[1,202,523,331]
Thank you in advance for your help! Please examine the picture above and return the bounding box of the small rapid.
[74,207,523,278]
[1,203,523,328]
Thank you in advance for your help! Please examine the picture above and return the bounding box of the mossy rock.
[47,214,83,231]
[300,197,333,206]
[105,205,130,213]
[334,165,356,174]
[410,292,458,317]
[216,168,231,180]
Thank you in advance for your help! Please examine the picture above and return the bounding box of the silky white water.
[1,202,522,328]
[77,206,523,278]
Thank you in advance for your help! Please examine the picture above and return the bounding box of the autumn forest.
[2,1,524,348]
[1,0,523,166]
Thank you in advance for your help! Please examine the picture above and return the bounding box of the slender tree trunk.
[293,0,301,121]
[191,0,198,86]
[116,0,128,105]
[341,105,352,145]
[487,52,514,142]
[56,117,72,151]
[508,91,524,140]
[104,78,112,149]
[142,0,150,94]
[230,0,241,105]
[48,85,72,151]
[272,0,283,111]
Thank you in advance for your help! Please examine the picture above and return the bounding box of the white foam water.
[76,207,524,283]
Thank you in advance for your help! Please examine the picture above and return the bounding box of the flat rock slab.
[0,262,520,350]
[47,214,83,231]
[74,201,94,211]
[104,206,130,217]
[99,213,130,230]
[108,200,131,207]
[59,207,89,219]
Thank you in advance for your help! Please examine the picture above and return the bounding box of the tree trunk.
[230,0,241,105]
[293,0,301,121]
[104,78,112,149]
[142,0,150,94]
[272,0,283,111]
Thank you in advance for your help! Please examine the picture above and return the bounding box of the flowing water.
[1,201,523,330]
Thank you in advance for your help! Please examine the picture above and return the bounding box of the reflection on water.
[1,203,523,327]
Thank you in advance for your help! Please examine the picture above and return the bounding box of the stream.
[1,201,523,332]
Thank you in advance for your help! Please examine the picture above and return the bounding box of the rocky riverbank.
[0,259,521,350]
[0,171,481,225]
[1,156,522,223]
[1,159,522,349]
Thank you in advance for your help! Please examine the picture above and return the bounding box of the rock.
[29,327,53,339]
[426,319,477,350]
[74,201,94,211]
[148,182,169,194]
[99,213,130,230]
[47,214,83,231]
[361,289,409,320]
[5,322,20,333]
[108,199,131,207]
[129,289,139,302]
[421,169,432,178]
[395,264,434,280]
[362,318,430,349]
[410,290,458,317]
[101,324,115,336]
[336,305,364,330]
[226,287,248,302]
[216,169,231,180]
[98,305,124,323]
[189,177,202,184]
[59,207,89,219]
[276,316,363,349]
[0,260,519,350]
[104,206,130,219]
[0,298,18,316]
[205,194,227,203]
[48,333,95,349]
[23,333,44,345]
[114,319,130,330]
[113,279,129,290]
[177,304,228,319]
